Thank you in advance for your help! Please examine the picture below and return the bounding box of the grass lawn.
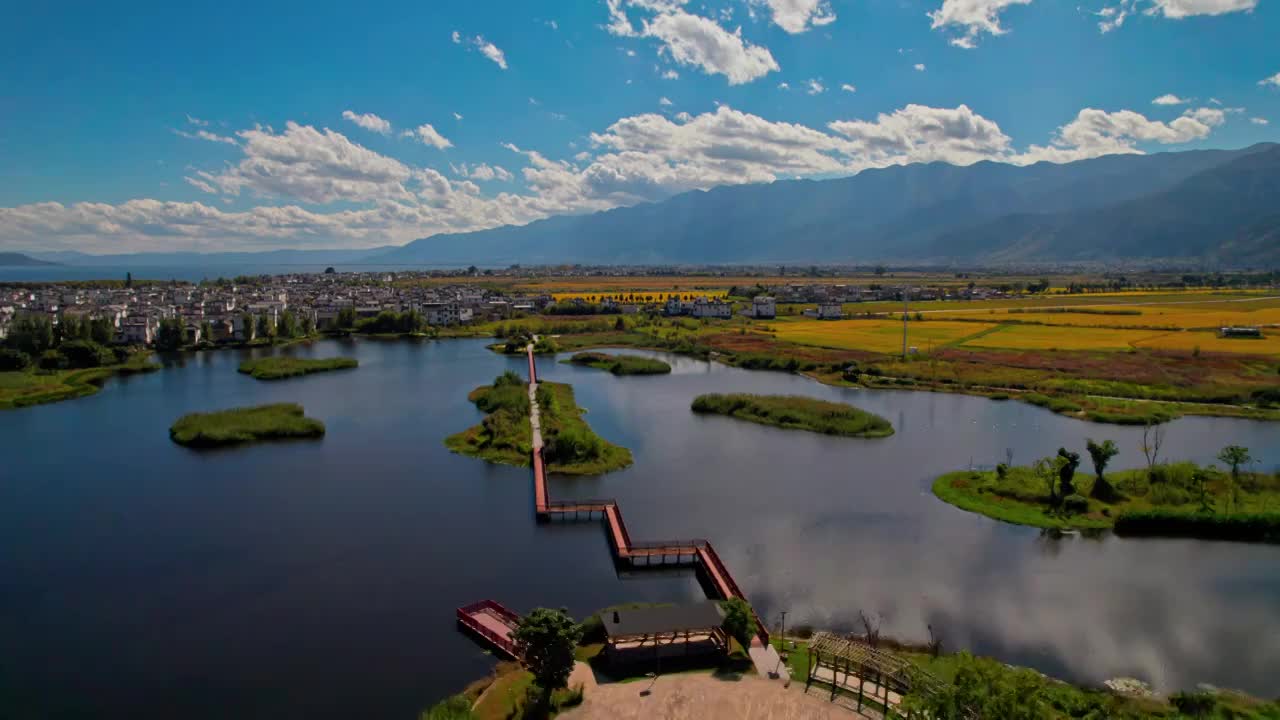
[472,667,534,720]
[933,461,1280,535]
[692,393,894,438]
[169,403,326,448]
[0,353,159,410]
[563,351,671,375]
[237,355,358,380]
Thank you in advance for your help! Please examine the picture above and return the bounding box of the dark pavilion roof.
[603,601,725,638]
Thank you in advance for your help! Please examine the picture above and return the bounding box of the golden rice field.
[958,324,1171,351]
[551,290,727,302]
[930,304,1280,330]
[772,319,996,353]
[1132,331,1280,354]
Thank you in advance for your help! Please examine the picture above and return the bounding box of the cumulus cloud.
[186,114,209,127]
[659,96,674,105]
[453,112,464,121]
[451,30,461,43]
[755,0,838,33]
[806,79,826,95]
[1260,72,1280,88]
[1,103,1229,252]
[1021,106,1223,163]
[778,81,791,90]
[607,2,778,85]
[1250,117,1269,125]
[928,0,1033,48]
[1152,94,1189,105]
[1147,0,1256,18]
[342,110,392,134]
[408,123,453,150]
[914,63,927,71]
[661,68,680,79]
[841,83,857,93]
[453,32,508,69]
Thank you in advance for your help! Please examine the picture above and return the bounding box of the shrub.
[1114,511,1280,543]
[38,349,68,370]
[0,348,32,371]
[59,340,117,369]
[1062,494,1089,515]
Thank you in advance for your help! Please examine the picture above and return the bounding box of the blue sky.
[1,0,1276,253]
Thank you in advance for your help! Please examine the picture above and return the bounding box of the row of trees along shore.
[2,314,134,372]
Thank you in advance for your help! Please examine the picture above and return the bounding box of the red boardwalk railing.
[517,346,771,646]
[457,600,521,659]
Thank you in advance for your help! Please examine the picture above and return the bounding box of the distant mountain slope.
[937,145,1280,263]
[30,247,397,268]
[371,143,1278,265]
[0,252,58,266]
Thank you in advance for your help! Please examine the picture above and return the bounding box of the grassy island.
[933,442,1279,541]
[446,371,632,475]
[691,393,894,438]
[237,355,358,380]
[169,403,326,448]
[564,351,671,375]
[0,352,159,410]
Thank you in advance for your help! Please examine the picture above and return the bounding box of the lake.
[2,338,1277,719]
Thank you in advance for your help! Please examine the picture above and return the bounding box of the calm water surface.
[2,339,1277,718]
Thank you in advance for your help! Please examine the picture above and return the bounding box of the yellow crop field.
[774,319,995,353]
[1132,331,1280,355]
[930,305,1280,330]
[959,324,1169,351]
[551,290,727,302]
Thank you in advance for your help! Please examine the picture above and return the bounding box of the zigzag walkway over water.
[460,342,785,679]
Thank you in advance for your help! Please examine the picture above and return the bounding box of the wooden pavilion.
[803,632,946,716]
[601,601,729,665]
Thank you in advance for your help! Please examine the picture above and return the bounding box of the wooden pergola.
[602,602,730,665]
[804,632,945,717]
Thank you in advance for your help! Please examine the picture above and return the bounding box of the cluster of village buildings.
[0,274,549,346]
[0,273,1014,347]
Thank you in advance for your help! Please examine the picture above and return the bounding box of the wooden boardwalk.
[524,345,771,649]
[456,600,521,659]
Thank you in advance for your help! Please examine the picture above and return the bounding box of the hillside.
[372,143,1279,266]
[0,252,58,267]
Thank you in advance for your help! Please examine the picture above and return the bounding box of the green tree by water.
[1217,445,1252,513]
[276,309,298,339]
[6,314,55,356]
[512,608,581,694]
[155,317,187,351]
[418,695,475,720]
[720,597,755,649]
[200,321,213,345]
[255,314,275,341]
[90,316,114,345]
[1086,438,1120,500]
[337,306,356,329]
[1056,448,1081,497]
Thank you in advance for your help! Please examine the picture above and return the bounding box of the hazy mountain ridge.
[0,252,58,267]
[376,143,1280,265]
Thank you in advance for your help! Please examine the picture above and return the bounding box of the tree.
[300,314,315,336]
[200,321,214,345]
[512,608,581,693]
[240,312,255,342]
[1086,438,1119,500]
[276,310,297,339]
[1140,422,1165,477]
[154,317,187,351]
[1033,456,1060,505]
[324,266,336,274]
[6,314,55,356]
[256,314,275,341]
[1216,445,1252,513]
[337,305,356,329]
[0,348,32,371]
[720,597,755,648]
[90,317,115,345]
[125,271,132,288]
[419,694,475,720]
[1056,448,1081,497]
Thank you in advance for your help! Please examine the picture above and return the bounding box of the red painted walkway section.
[525,347,770,647]
[456,600,521,659]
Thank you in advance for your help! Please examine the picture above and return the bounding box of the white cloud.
[472,35,508,69]
[452,162,514,182]
[1209,97,1223,104]
[841,83,857,93]
[806,79,826,95]
[186,114,209,127]
[409,123,453,150]
[661,68,680,79]
[546,19,559,30]
[1147,0,1256,19]
[451,30,461,43]
[659,96,674,106]
[778,82,791,90]
[342,110,392,134]
[2,103,1230,252]
[453,112,464,121]
[1259,72,1280,88]
[928,0,1033,48]
[1250,117,1269,125]
[755,0,838,33]
[914,63,927,71]
[608,3,778,85]
[172,128,238,146]
[1021,106,1223,163]
[1151,94,1189,106]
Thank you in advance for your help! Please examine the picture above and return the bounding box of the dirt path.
[560,670,854,720]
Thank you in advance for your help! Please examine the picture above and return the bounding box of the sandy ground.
[560,664,855,720]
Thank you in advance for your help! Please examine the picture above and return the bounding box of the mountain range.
[21,143,1280,270]
[0,252,58,267]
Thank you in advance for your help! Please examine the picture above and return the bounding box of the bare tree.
[927,624,943,658]
[858,610,881,648]
[1141,423,1165,477]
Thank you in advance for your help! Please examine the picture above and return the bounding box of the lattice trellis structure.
[804,632,946,717]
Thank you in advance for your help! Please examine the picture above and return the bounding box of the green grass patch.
[563,351,671,375]
[933,461,1280,536]
[0,353,159,410]
[538,382,633,475]
[237,355,358,380]
[444,371,533,467]
[169,403,325,448]
[691,393,894,438]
